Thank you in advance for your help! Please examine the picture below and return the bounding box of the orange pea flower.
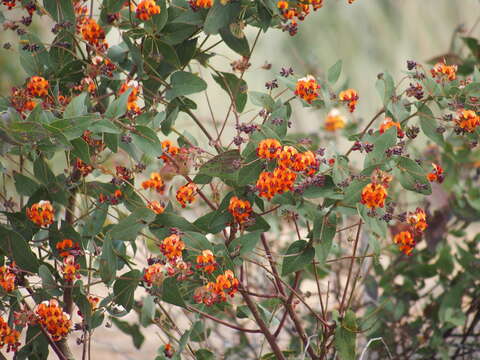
[257,138,282,160]
[427,163,444,183]
[361,183,387,209]
[431,61,457,81]
[62,255,80,282]
[142,172,166,194]
[26,76,49,97]
[136,0,161,21]
[189,0,213,10]
[325,109,346,132]
[228,196,253,224]
[393,231,416,256]
[196,250,217,274]
[278,146,298,169]
[176,182,197,208]
[0,316,20,352]
[0,265,16,293]
[407,208,428,233]
[75,158,93,177]
[35,300,72,341]
[295,75,320,103]
[159,234,185,260]
[26,200,54,228]
[456,109,479,133]
[147,200,165,214]
[80,18,107,49]
[143,263,165,286]
[338,88,359,112]
[379,117,404,138]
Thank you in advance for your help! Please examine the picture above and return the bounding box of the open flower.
[196,250,217,274]
[338,89,359,112]
[0,316,20,352]
[176,183,197,208]
[26,76,49,97]
[142,172,165,194]
[427,163,444,183]
[456,109,479,133]
[159,234,185,261]
[379,117,404,138]
[295,75,320,103]
[257,138,282,160]
[0,265,16,293]
[136,0,161,21]
[325,109,346,132]
[361,183,387,209]
[228,197,253,224]
[35,300,72,341]
[393,231,416,256]
[147,200,165,214]
[26,200,54,228]
[431,61,457,81]
[144,263,165,286]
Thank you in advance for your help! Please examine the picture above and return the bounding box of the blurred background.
[1,0,479,358]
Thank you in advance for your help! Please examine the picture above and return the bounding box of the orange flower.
[291,151,319,175]
[427,163,444,183]
[75,158,93,177]
[295,75,320,103]
[62,255,80,282]
[26,200,54,228]
[0,316,20,352]
[196,250,217,274]
[371,168,393,188]
[160,140,180,163]
[147,200,165,214]
[35,299,72,341]
[55,239,80,258]
[456,109,479,133]
[431,61,457,81]
[379,117,404,138]
[338,88,359,112]
[277,0,288,10]
[143,263,165,286]
[407,208,428,233]
[159,234,185,260]
[228,197,253,224]
[361,183,387,209]
[2,1,16,10]
[189,0,213,10]
[27,76,49,97]
[257,138,282,160]
[136,0,160,20]
[80,18,107,49]
[0,265,15,292]
[176,182,197,208]
[278,146,298,169]
[142,172,165,194]
[325,109,346,132]
[256,167,297,200]
[87,296,100,311]
[80,76,96,93]
[194,270,239,305]
[393,231,416,256]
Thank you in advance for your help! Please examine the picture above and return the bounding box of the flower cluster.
[257,138,282,160]
[228,197,253,224]
[196,250,218,274]
[62,255,80,282]
[99,189,123,205]
[379,117,404,138]
[26,76,49,97]
[0,265,16,292]
[160,140,180,163]
[256,167,297,200]
[325,109,346,132]
[455,109,479,133]
[431,61,457,82]
[0,316,20,352]
[393,208,428,256]
[26,200,54,228]
[75,158,93,177]
[176,182,197,207]
[143,263,166,286]
[427,163,444,183]
[407,208,428,233]
[295,75,320,103]
[56,239,81,258]
[80,17,107,51]
[142,172,165,193]
[361,183,387,209]
[393,231,416,256]
[194,270,239,306]
[35,299,72,341]
[136,0,161,21]
[119,79,141,114]
[159,234,185,260]
[338,88,359,112]
[277,0,324,36]
[188,0,213,10]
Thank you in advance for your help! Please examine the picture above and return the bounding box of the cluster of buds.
[351,141,374,153]
[26,200,54,228]
[338,88,359,112]
[455,109,479,133]
[0,264,16,292]
[119,80,141,114]
[379,117,405,138]
[176,182,197,208]
[82,130,106,154]
[393,208,428,256]
[80,17,108,51]
[91,55,116,78]
[325,109,346,132]
[188,0,213,10]
[136,0,161,21]
[406,83,424,100]
[427,163,444,183]
[74,158,93,177]
[228,196,253,224]
[431,61,457,82]
[194,270,239,306]
[34,300,72,341]
[0,316,20,352]
[295,75,320,103]
[277,0,324,36]
[142,172,166,194]
[147,200,165,214]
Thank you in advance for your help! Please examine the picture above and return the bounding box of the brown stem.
[345,108,385,156]
[187,306,262,333]
[239,288,287,360]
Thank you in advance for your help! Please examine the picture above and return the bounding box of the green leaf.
[199,150,241,181]
[182,231,213,251]
[166,71,207,100]
[109,208,156,242]
[418,104,444,146]
[281,240,315,276]
[43,0,76,23]
[228,231,262,256]
[14,173,40,196]
[212,72,248,112]
[111,318,145,349]
[195,349,215,360]
[375,72,395,105]
[140,295,156,327]
[203,2,240,35]
[114,269,142,311]
[394,156,431,195]
[364,127,397,167]
[150,212,202,234]
[162,277,186,308]
[0,226,39,272]
[105,89,132,119]
[33,157,56,185]
[38,265,62,296]
[220,27,250,57]
[71,138,90,163]
[64,93,88,118]
[328,60,342,84]
[357,204,387,239]
[335,310,357,360]
[132,125,162,157]
[99,234,117,283]
[332,156,349,186]
[250,91,275,111]
[152,0,168,31]
[313,214,337,264]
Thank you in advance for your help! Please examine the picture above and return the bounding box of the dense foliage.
[0,0,479,359]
